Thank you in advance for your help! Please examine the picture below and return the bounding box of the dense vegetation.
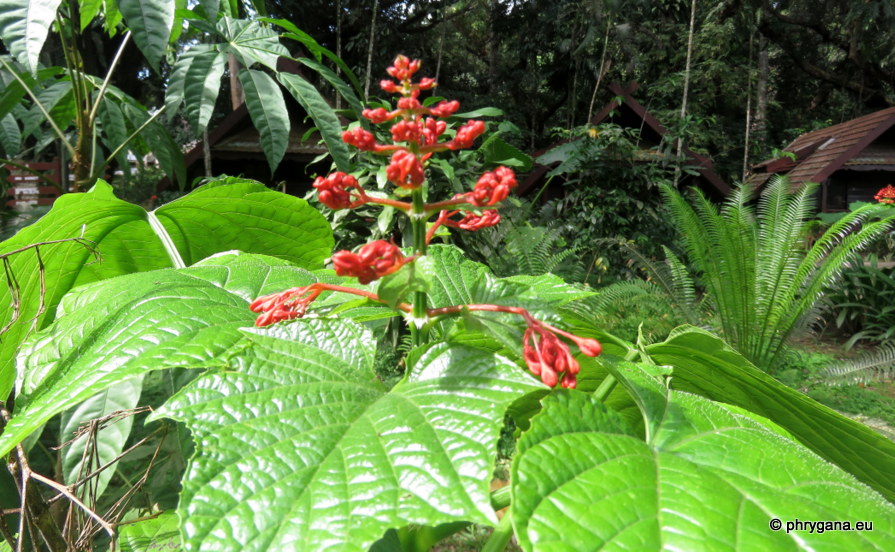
[1,1,895,551]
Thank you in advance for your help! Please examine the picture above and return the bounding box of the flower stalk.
[250,54,602,388]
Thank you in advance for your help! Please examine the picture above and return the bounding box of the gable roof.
[519,82,730,197]
[756,107,895,185]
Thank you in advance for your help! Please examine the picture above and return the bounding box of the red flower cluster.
[386,150,426,189]
[875,184,895,205]
[332,240,408,284]
[522,321,602,389]
[250,285,324,327]
[469,166,517,206]
[313,172,366,210]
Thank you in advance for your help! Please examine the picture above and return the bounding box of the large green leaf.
[156,325,543,551]
[118,0,175,70]
[239,68,289,172]
[278,72,351,172]
[0,112,21,155]
[0,178,332,398]
[645,325,895,502]
[0,0,63,73]
[512,379,895,551]
[0,253,321,458]
[296,56,364,119]
[183,46,227,130]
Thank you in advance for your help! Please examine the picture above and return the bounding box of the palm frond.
[820,343,895,386]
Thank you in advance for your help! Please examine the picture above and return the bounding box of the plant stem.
[481,510,514,552]
[594,374,617,402]
[410,188,428,347]
[490,485,511,511]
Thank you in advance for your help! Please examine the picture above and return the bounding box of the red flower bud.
[342,127,378,151]
[363,107,397,124]
[313,172,363,210]
[421,118,447,145]
[380,80,401,94]
[390,120,422,143]
[522,323,584,388]
[386,150,425,189]
[469,166,516,206]
[443,210,501,231]
[386,55,421,81]
[418,77,437,90]
[332,240,407,284]
[450,120,486,150]
[428,100,460,118]
[250,286,323,327]
[397,96,423,112]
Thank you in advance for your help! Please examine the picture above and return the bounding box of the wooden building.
[749,107,895,212]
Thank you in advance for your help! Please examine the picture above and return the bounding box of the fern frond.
[820,343,895,386]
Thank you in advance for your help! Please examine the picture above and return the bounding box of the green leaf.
[377,256,434,309]
[455,107,502,118]
[0,178,332,399]
[22,79,74,138]
[118,0,174,69]
[278,72,351,172]
[183,46,226,130]
[0,0,64,73]
[157,328,543,551]
[238,68,289,172]
[0,254,319,458]
[480,135,532,172]
[264,18,363,99]
[154,177,332,267]
[0,112,21,155]
[79,0,103,31]
[512,385,895,551]
[297,56,364,119]
[118,511,182,552]
[645,325,895,502]
[59,376,145,501]
[216,17,288,72]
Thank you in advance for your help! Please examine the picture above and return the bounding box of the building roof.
[753,106,895,185]
[519,82,730,198]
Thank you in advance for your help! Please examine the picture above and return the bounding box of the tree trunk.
[754,33,769,156]
[364,0,380,98]
[228,54,244,110]
[742,33,754,180]
[674,0,698,186]
[335,0,342,109]
[488,0,499,95]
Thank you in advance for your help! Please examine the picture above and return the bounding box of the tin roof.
[757,107,895,185]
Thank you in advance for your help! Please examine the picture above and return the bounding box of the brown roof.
[773,107,895,185]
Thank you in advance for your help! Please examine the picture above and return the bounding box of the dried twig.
[0,227,100,339]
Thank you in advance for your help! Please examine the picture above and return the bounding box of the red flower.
[523,326,580,388]
[386,150,425,189]
[875,184,895,205]
[342,127,379,151]
[520,319,602,389]
[332,240,408,284]
[386,55,421,81]
[380,80,401,94]
[250,286,324,327]
[363,107,397,124]
[449,120,486,150]
[390,120,422,144]
[469,166,516,206]
[428,100,460,118]
[443,209,501,231]
[421,118,447,145]
[313,172,364,210]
